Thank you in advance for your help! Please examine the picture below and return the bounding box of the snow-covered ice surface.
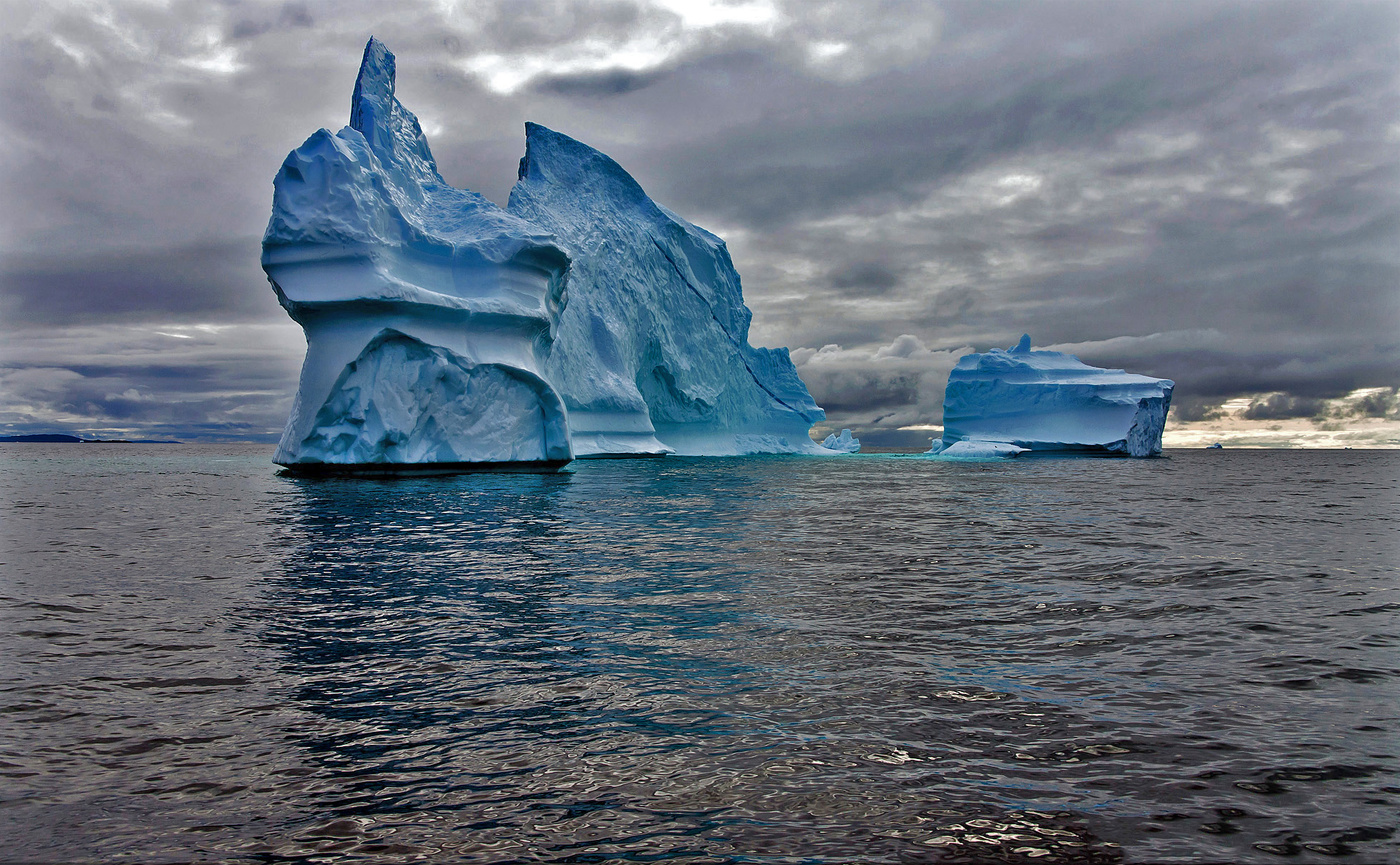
[822,429,861,453]
[933,335,1173,458]
[263,39,571,470]
[508,123,828,457]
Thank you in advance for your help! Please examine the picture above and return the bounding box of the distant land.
[1,434,181,444]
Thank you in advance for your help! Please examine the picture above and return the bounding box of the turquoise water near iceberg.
[2,444,1397,863]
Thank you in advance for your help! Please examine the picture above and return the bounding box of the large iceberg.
[264,39,830,468]
[508,123,827,456]
[930,335,1173,458]
[263,38,572,473]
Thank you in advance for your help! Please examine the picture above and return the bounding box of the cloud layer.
[2,0,1396,443]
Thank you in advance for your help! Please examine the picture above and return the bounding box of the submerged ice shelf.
[932,440,1030,460]
[928,335,1173,458]
[264,38,830,470]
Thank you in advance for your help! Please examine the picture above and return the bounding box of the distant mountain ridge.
[1,434,181,443]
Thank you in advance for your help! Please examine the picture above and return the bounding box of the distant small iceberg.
[822,429,861,453]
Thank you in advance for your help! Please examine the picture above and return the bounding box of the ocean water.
[1,444,1396,864]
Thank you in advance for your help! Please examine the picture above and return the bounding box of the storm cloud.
[1,0,1396,442]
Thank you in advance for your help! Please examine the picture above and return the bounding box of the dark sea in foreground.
[2,445,1396,864]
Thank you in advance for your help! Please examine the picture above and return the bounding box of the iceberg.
[507,123,827,456]
[263,38,572,472]
[822,429,861,453]
[931,335,1173,458]
[264,39,828,467]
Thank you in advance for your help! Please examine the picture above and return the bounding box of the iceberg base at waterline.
[275,328,573,476]
[278,458,570,478]
[928,335,1174,459]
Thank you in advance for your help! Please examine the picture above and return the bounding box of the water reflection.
[249,463,1128,862]
[7,447,1395,862]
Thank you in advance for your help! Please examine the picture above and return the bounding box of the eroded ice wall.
[932,335,1174,458]
[507,123,828,456]
[263,38,572,469]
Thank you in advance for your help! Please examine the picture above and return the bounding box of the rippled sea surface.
[2,445,1397,864]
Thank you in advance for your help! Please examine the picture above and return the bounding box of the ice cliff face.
[263,38,571,469]
[507,123,827,456]
[933,335,1173,458]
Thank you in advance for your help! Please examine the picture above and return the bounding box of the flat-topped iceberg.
[264,38,571,472]
[930,335,1173,458]
[822,429,861,453]
[508,123,827,457]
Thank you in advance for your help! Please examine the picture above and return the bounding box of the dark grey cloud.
[228,2,316,41]
[1,239,280,325]
[1355,387,1399,419]
[1,0,1397,441]
[809,371,919,414]
[533,67,671,98]
[828,261,901,295]
[1171,396,1224,424]
[475,0,652,52]
[1242,393,1325,421]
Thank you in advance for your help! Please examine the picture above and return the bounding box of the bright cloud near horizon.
[1,0,1397,447]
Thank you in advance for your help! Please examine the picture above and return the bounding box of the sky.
[1,0,1397,447]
